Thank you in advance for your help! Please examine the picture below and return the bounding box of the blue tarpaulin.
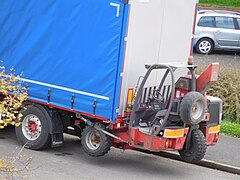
[0,0,129,121]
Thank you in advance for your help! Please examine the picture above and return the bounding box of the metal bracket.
[79,116,128,144]
[145,64,151,69]
[95,125,129,144]
[93,99,97,115]
[122,0,129,4]
[184,125,199,151]
[23,84,29,94]
[47,88,51,103]
[79,116,94,127]
[24,83,29,89]
[71,95,75,109]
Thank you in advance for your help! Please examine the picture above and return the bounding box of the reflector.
[163,129,184,138]
[208,125,221,134]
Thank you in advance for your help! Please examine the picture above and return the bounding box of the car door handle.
[215,30,221,33]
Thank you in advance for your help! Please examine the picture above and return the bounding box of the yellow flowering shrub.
[0,67,27,129]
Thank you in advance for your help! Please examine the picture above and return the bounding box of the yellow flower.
[15,122,21,127]
[6,166,11,172]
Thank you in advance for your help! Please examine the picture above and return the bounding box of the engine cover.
[207,96,222,125]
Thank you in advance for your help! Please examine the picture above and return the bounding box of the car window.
[215,17,235,29]
[237,18,240,28]
[198,16,215,27]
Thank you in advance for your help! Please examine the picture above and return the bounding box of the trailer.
[0,0,222,162]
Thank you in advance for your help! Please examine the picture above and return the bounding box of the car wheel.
[15,105,51,150]
[179,129,207,163]
[196,38,214,54]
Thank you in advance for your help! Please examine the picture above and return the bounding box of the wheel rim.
[199,40,211,54]
[191,100,204,120]
[22,114,42,141]
[86,130,101,150]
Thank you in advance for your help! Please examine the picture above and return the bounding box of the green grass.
[220,121,240,138]
[199,0,240,9]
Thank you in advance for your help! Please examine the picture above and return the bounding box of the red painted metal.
[196,63,220,93]
[175,63,219,95]
[113,127,189,151]
[28,121,37,133]
[199,123,220,145]
[113,132,130,144]
[204,112,210,122]
[111,117,126,128]
[174,88,189,98]
[130,127,189,151]
[205,132,219,145]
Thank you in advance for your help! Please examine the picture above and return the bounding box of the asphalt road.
[193,51,240,68]
[0,127,239,180]
[204,135,240,168]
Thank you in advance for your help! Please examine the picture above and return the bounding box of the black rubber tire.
[180,92,206,126]
[196,38,214,54]
[81,123,112,157]
[15,105,51,150]
[179,129,207,163]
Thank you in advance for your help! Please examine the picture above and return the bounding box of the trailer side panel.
[118,0,199,115]
[0,0,128,120]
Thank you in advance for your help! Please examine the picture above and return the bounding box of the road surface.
[0,127,239,180]
[194,51,240,68]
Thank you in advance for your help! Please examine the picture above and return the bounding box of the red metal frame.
[112,127,189,151]
[199,123,220,145]
[129,127,189,151]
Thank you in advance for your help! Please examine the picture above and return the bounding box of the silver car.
[193,10,240,54]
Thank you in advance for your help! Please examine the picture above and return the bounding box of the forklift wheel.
[180,92,206,126]
[179,129,207,163]
[81,123,112,157]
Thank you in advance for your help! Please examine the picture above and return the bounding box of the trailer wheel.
[15,105,51,150]
[81,123,112,157]
[179,129,207,163]
[180,92,206,126]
